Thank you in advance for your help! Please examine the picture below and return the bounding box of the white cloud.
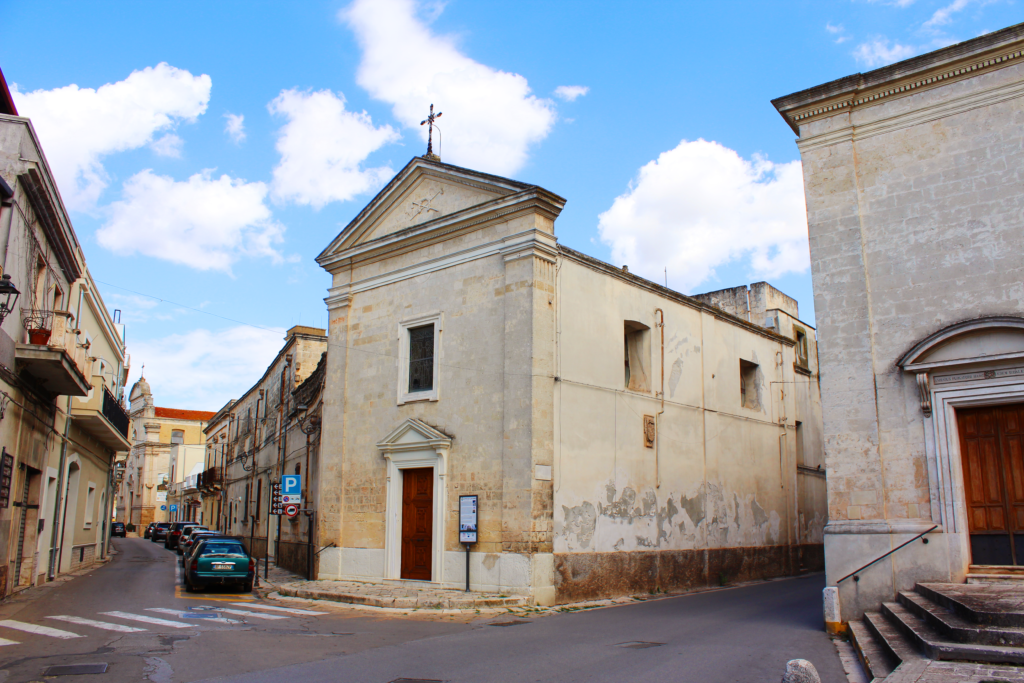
[127,325,286,410]
[554,85,589,102]
[104,293,172,324]
[224,113,246,143]
[10,63,210,210]
[825,22,851,43]
[97,169,286,272]
[150,133,184,158]
[597,139,809,294]
[825,22,844,33]
[342,0,556,176]
[853,37,916,67]
[268,88,399,208]
[924,0,973,29]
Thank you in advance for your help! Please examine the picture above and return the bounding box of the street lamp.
[0,274,20,326]
[295,403,321,436]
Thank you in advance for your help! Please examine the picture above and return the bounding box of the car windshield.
[199,543,246,558]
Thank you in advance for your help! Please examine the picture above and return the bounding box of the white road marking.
[0,638,19,646]
[47,616,147,633]
[0,620,83,639]
[100,612,191,629]
[146,608,241,625]
[231,602,326,615]
[211,608,289,620]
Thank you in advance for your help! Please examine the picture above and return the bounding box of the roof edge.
[772,22,1024,133]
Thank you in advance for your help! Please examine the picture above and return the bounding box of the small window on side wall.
[624,321,651,393]
[794,327,809,368]
[740,359,761,410]
[171,430,184,445]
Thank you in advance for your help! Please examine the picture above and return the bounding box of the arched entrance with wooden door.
[899,317,1024,575]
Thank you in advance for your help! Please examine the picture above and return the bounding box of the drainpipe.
[654,308,665,488]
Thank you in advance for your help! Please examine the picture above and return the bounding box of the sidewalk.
[255,565,530,609]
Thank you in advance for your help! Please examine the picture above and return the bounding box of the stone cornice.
[773,22,1024,134]
[316,156,561,262]
[318,188,564,273]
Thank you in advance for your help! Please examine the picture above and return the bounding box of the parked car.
[165,521,201,550]
[143,523,156,539]
[180,530,219,566]
[151,522,172,542]
[176,526,209,555]
[184,537,255,593]
[110,522,126,538]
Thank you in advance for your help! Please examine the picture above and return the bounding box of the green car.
[184,538,255,593]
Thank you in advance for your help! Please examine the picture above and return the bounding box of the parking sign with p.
[281,475,302,506]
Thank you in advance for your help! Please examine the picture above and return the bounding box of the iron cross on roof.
[420,104,442,159]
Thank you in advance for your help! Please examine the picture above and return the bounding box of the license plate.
[212,564,233,571]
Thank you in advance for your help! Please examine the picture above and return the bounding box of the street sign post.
[170,504,177,512]
[459,494,478,592]
[270,482,283,516]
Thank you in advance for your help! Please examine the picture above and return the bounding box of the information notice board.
[459,494,478,544]
[0,450,12,509]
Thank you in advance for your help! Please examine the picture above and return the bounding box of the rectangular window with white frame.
[85,482,96,528]
[398,313,442,404]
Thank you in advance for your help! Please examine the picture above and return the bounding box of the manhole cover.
[489,619,530,627]
[44,663,109,675]
[617,641,663,649]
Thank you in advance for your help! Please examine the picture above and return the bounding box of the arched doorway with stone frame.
[899,316,1024,575]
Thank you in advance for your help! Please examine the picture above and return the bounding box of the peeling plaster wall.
[552,260,824,601]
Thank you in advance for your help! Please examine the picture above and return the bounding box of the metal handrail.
[837,524,939,584]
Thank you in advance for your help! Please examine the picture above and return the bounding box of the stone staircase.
[849,581,1024,681]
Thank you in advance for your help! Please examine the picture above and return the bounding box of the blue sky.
[1,0,1019,410]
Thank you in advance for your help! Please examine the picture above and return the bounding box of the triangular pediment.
[317,157,534,261]
[377,418,452,452]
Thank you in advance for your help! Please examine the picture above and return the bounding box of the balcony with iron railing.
[15,309,90,396]
[71,375,131,451]
[197,466,222,491]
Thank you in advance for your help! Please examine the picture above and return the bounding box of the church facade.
[314,156,826,603]
[773,23,1024,619]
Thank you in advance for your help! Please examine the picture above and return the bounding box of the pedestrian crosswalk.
[0,601,328,646]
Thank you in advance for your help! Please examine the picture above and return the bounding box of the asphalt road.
[0,538,846,683]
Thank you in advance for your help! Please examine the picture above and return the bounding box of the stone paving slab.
[882,659,1024,683]
[275,579,531,610]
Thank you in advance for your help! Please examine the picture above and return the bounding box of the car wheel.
[243,580,254,592]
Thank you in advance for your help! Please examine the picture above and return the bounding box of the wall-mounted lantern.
[0,274,20,326]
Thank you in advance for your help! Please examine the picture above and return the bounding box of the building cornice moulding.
[317,188,563,271]
[796,77,1024,153]
[774,25,1024,134]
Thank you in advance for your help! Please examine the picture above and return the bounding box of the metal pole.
[250,514,257,587]
[465,543,470,592]
[307,511,314,580]
[47,396,72,579]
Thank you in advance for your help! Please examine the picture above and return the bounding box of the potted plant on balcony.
[22,311,52,346]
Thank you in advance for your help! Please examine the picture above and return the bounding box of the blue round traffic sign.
[160,505,167,511]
